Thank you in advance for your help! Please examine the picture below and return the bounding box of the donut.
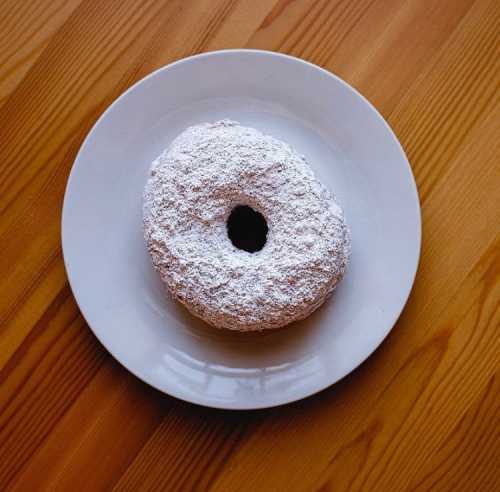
[143,120,351,331]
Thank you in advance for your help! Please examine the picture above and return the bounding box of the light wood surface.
[1,1,499,490]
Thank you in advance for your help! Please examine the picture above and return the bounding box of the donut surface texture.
[143,121,350,331]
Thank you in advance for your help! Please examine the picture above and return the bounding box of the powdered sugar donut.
[143,120,350,331]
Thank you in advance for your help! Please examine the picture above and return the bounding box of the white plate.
[62,50,421,409]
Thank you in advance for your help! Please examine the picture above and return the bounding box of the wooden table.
[1,1,499,490]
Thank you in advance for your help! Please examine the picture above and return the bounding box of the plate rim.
[62,49,422,410]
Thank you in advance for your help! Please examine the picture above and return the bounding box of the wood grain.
[1,0,499,490]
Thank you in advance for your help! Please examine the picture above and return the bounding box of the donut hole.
[227,205,268,253]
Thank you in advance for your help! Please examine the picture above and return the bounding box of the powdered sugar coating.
[143,121,351,331]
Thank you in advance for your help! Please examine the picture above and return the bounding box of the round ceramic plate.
[62,50,421,409]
